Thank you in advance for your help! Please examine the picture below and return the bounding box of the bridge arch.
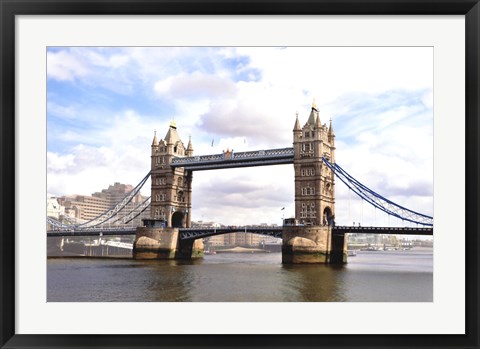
[323,206,333,226]
[172,211,185,228]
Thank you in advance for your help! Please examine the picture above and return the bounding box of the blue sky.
[47,47,433,226]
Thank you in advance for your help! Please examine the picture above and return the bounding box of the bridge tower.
[293,101,336,226]
[134,121,201,260]
[150,120,193,228]
[283,101,345,264]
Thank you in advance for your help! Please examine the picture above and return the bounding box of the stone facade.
[293,102,336,226]
[150,121,193,228]
[133,227,203,259]
[282,226,347,263]
[284,103,346,264]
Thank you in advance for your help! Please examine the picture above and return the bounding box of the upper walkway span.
[171,147,294,171]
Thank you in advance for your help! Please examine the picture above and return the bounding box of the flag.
[211,139,214,147]
[281,207,285,210]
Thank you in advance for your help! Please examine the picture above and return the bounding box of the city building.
[58,195,111,222]
[54,182,149,225]
[46,197,65,219]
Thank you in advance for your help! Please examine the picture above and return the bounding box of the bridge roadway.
[47,225,433,238]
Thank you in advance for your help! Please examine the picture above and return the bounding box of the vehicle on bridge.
[283,218,303,226]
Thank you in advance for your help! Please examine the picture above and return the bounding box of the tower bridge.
[48,102,433,264]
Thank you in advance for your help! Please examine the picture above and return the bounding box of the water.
[47,249,432,302]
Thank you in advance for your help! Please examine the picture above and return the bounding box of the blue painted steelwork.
[322,157,433,226]
[47,171,151,230]
[179,226,283,240]
[333,226,433,235]
[170,147,294,171]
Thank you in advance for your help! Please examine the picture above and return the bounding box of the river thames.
[47,248,432,302]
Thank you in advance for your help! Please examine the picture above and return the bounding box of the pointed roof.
[151,130,159,146]
[315,110,322,129]
[164,123,181,145]
[187,136,193,151]
[293,112,301,131]
[328,118,335,136]
[306,99,319,125]
[307,108,317,126]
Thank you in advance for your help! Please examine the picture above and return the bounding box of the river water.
[47,248,432,302]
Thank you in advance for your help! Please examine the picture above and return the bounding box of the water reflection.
[48,250,432,302]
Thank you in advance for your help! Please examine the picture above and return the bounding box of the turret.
[186,136,194,156]
[151,130,159,154]
[315,109,322,130]
[328,118,335,143]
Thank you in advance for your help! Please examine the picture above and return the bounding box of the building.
[293,101,336,226]
[55,181,149,225]
[150,120,193,227]
[47,197,65,219]
[92,182,145,205]
[58,195,111,222]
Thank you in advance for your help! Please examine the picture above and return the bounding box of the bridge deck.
[47,226,432,238]
[333,226,433,236]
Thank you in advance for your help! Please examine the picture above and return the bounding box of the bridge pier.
[133,227,203,260]
[282,226,347,264]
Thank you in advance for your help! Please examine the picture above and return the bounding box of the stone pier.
[282,226,347,264]
[133,227,203,260]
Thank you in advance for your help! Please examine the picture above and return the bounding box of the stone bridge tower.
[150,120,193,228]
[293,101,336,226]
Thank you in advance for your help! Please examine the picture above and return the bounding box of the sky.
[47,47,433,227]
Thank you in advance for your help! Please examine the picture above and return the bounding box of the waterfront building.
[54,181,149,225]
[58,195,111,222]
[92,182,145,205]
[46,197,65,219]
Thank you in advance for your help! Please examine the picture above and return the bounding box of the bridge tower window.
[302,187,315,195]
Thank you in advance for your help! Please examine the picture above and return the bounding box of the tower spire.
[315,109,322,129]
[328,117,335,136]
[307,99,318,125]
[152,129,159,146]
[293,112,301,131]
[187,135,193,150]
[170,117,177,129]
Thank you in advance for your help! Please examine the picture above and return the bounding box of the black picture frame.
[1,1,479,348]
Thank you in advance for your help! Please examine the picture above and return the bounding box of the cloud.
[192,165,294,225]
[47,50,90,81]
[154,71,237,100]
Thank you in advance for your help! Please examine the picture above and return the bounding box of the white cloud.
[47,50,90,81]
[154,71,237,99]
